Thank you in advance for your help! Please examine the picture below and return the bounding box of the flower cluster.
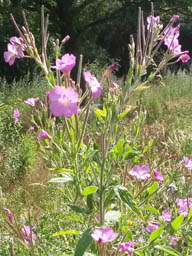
[118,241,137,255]
[163,22,190,62]
[22,225,37,246]
[176,198,192,216]
[129,165,164,182]
[91,227,137,255]
[3,208,37,246]
[4,36,25,65]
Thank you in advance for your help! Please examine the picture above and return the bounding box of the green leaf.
[113,139,124,159]
[171,214,184,230]
[145,206,160,215]
[58,254,72,256]
[187,206,192,221]
[87,194,94,210]
[154,245,181,256]
[114,185,143,220]
[147,73,155,82]
[52,230,80,237]
[82,186,98,196]
[49,168,73,173]
[136,64,142,76]
[149,228,162,243]
[147,182,158,195]
[94,108,105,123]
[135,85,150,91]
[118,107,132,120]
[68,205,86,214]
[49,173,73,183]
[64,215,83,223]
[74,228,93,256]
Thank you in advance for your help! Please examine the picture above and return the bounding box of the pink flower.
[180,53,191,63]
[37,130,51,140]
[170,15,179,22]
[153,170,164,182]
[146,221,160,233]
[3,208,13,223]
[91,227,118,243]
[176,198,192,216]
[48,86,79,118]
[147,15,162,31]
[4,44,19,66]
[10,37,25,55]
[118,241,137,255]
[4,37,25,65]
[13,109,20,123]
[22,225,37,246]
[24,97,39,107]
[129,165,150,180]
[62,35,70,44]
[112,82,119,88]
[52,53,76,73]
[168,236,181,248]
[84,71,102,99]
[184,157,192,170]
[162,210,172,222]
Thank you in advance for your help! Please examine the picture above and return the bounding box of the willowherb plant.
[2,3,192,256]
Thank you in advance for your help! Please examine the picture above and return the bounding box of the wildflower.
[52,53,76,74]
[112,82,119,88]
[162,210,172,222]
[168,236,181,248]
[10,37,25,55]
[129,165,150,180]
[4,37,25,65]
[170,15,179,22]
[146,15,162,31]
[176,198,192,216]
[146,221,160,233]
[118,241,137,255]
[3,208,13,223]
[91,227,118,243]
[24,97,39,107]
[13,109,20,123]
[164,26,180,52]
[22,225,37,246]
[37,130,51,140]
[180,53,190,63]
[153,170,164,182]
[84,71,102,98]
[184,157,192,170]
[48,86,79,118]
[62,35,70,44]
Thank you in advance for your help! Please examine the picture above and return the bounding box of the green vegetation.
[0,72,192,255]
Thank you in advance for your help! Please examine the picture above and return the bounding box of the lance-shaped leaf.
[171,214,184,230]
[74,228,93,256]
[154,245,181,256]
[114,185,143,219]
